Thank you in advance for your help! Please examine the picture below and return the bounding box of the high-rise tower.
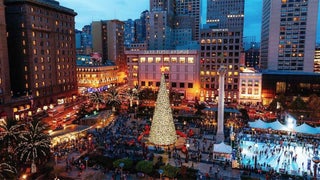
[206,0,244,31]
[200,0,244,102]
[260,0,319,72]
[0,0,11,106]
[5,0,78,108]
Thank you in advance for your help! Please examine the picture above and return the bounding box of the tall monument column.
[216,66,227,143]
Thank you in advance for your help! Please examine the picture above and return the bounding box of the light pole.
[159,169,164,180]
[119,162,124,180]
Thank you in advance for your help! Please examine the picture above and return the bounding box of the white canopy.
[213,142,232,154]
[295,123,319,134]
[248,119,320,134]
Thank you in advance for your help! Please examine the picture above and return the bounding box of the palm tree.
[104,87,121,112]
[15,119,51,174]
[0,163,17,180]
[0,119,24,154]
[88,91,104,111]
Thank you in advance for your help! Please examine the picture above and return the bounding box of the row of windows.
[200,38,241,44]
[140,81,194,88]
[139,57,194,64]
[240,88,260,95]
[202,83,238,90]
[29,7,74,24]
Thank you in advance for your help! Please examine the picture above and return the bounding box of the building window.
[187,57,194,64]
[179,57,185,63]
[188,83,193,88]
[141,81,146,86]
[172,82,177,87]
[180,83,185,88]
[140,57,146,63]
[147,57,153,63]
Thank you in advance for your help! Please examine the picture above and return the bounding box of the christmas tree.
[149,73,177,146]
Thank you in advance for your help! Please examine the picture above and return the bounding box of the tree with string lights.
[149,73,177,146]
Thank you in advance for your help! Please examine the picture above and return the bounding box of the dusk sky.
[58,0,320,43]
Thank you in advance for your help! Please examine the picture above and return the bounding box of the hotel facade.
[126,50,200,100]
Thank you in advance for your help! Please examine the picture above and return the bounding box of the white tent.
[266,120,287,131]
[248,119,269,129]
[295,123,320,134]
[213,142,232,154]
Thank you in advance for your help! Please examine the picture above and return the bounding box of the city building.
[124,19,135,48]
[314,45,320,73]
[5,0,78,119]
[135,10,148,43]
[76,54,119,93]
[126,50,200,100]
[75,28,92,55]
[0,0,11,117]
[261,71,320,105]
[260,0,319,72]
[174,0,201,41]
[244,42,260,68]
[200,0,244,103]
[238,68,262,105]
[146,10,174,50]
[206,0,244,30]
[91,20,126,73]
[146,0,200,50]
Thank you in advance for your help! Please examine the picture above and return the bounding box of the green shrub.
[113,158,133,170]
[135,160,153,175]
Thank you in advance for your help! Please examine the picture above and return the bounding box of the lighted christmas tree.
[149,73,177,146]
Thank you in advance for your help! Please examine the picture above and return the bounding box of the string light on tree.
[149,72,177,146]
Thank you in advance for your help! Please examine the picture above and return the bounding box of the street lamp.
[159,169,164,180]
[84,157,89,171]
[119,162,124,180]
[312,156,320,180]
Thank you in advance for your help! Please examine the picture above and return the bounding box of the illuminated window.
[35,74,38,79]
[241,88,246,94]
[24,66,28,71]
[25,83,28,89]
[187,57,194,63]
[57,65,60,70]
[32,40,36,45]
[155,57,161,63]
[32,32,35,37]
[55,20,59,25]
[33,49,37,55]
[22,40,26,45]
[147,57,153,63]
[36,90,39,97]
[241,80,246,86]
[41,65,45,70]
[23,49,26,54]
[179,57,185,63]
[22,32,25,36]
[35,83,38,88]
[140,57,146,63]
[171,57,177,63]
[164,57,169,63]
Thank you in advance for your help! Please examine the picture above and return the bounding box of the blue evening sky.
[58,0,320,43]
